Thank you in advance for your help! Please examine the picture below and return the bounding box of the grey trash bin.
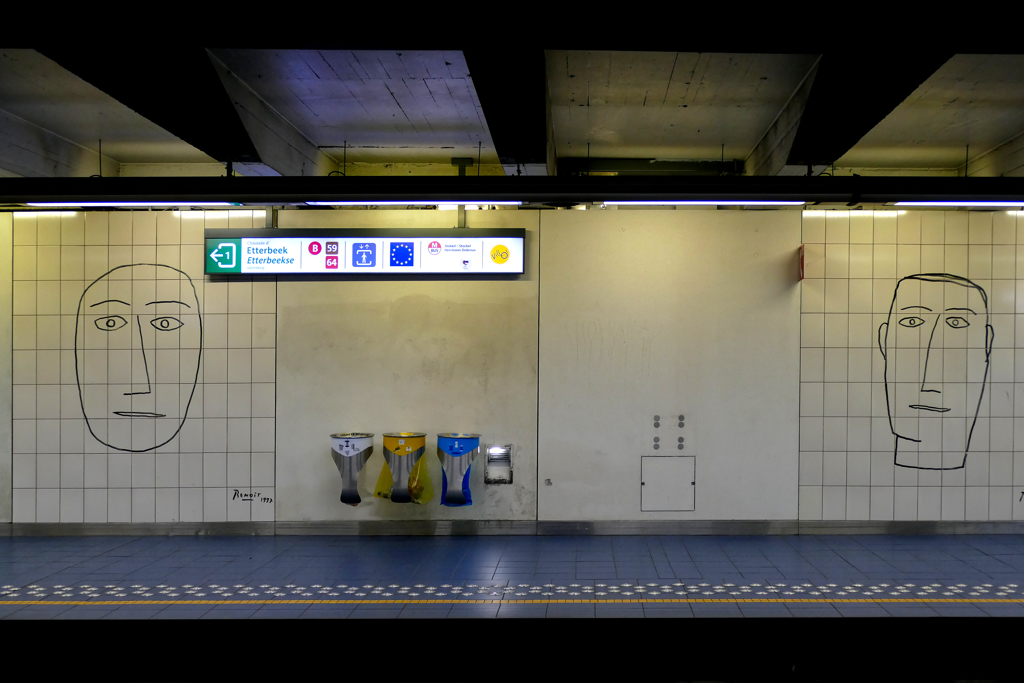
[331,432,374,506]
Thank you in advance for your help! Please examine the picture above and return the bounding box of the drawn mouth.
[909,405,950,413]
[112,411,166,418]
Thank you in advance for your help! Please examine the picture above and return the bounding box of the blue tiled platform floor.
[2,534,1024,619]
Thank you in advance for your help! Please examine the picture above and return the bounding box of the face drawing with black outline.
[878,274,993,470]
[75,264,202,453]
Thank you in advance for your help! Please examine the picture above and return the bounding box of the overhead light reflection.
[306,201,522,206]
[604,200,806,206]
[895,201,1024,207]
[27,202,237,207]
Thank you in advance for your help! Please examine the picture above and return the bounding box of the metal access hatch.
[641,456,695,511]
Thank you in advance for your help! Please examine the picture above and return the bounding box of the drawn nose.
[920,315,941,393]
[126,315,153,396]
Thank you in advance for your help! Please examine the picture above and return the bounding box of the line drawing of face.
[878,273,993,470]
[75,264,202,453]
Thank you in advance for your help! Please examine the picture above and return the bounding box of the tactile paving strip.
[1,581,1020,604]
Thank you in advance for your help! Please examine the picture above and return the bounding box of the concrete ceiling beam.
[744,58,820,177]
[0,107,119,178]
[464,49,548,173]
[747,53,953,176]
[118,163,233,178]
[39,47,260,165]
[206,51,339,178]
[785,52,953,172]
[966,131,1024,178]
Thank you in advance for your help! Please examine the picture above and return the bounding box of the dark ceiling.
[2,38,1023,183]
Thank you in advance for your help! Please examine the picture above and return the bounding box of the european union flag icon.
[352,243,376,267]
[389,242,415,267]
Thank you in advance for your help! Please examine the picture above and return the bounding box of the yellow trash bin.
[382,432,427,503]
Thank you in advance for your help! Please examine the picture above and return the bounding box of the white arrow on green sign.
[205,239,241,273]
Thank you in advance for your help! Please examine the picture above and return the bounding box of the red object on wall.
[798,244,805,280]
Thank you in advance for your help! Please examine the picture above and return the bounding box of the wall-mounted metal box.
[484,444,513,484]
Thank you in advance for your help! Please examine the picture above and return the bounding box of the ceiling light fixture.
[603,200,806,206]
[895,201,1024,207]
[305,200,522,206]
[26,201,238,207]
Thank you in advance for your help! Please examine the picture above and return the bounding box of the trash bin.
[382,432,426,504]
[330,432,374,506]
[437,433,481,506]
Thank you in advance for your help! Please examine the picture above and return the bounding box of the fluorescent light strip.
[306,200,522,206]
[895,201,1024,207]
[27,201,237,207]
[603,200,806,206]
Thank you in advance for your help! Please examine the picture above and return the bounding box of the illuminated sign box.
[204,228,526,276]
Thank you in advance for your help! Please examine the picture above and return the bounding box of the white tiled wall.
[799,209,1022,521]
[0,212,10,523]
[10,210,276,523]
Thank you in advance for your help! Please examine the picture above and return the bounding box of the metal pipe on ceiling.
[2,176,1024,206]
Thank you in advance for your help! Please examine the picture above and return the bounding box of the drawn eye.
[898,316,926,328]
[946,316,970,329]
[94,315,128,331]
[151,317,183,331]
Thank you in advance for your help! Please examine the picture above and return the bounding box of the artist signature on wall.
[232,489,273,504]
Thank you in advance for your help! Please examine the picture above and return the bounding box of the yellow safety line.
[2,597,1023,606]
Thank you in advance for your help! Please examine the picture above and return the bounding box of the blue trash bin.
[437,433,481,506]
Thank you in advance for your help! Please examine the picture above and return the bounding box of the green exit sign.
[206,238,241,273]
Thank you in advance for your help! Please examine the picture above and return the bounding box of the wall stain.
[570,318,652,383]
[279,292,536,404]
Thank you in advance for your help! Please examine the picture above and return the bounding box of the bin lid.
[382,432,426,438]
[437,433,481,439]
[331,432,374,438]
